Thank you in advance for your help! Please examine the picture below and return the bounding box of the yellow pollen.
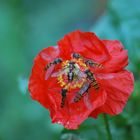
[57,58,89,91]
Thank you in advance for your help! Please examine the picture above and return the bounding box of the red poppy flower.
[28,30,134,129]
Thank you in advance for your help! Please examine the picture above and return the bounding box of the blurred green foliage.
[0,0,140,140]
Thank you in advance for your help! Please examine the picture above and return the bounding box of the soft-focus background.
[0,0,140,140]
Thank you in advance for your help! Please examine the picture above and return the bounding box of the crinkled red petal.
[58,30,110,62]
[28,46,61,107]
[90,70,134,118]
[50,88,107,129]
[41,82,107,129]
[101,40,128,73]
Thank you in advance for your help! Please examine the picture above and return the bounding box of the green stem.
[103,114,113,140]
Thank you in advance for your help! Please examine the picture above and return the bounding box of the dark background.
[0,0,140,140]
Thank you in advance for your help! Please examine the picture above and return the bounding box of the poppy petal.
[28,46,61,105]
[101,40,128,73]
[30,80,107,129]
[90,70,134,118]
[50,88,107,129]
[58,30,110,62]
